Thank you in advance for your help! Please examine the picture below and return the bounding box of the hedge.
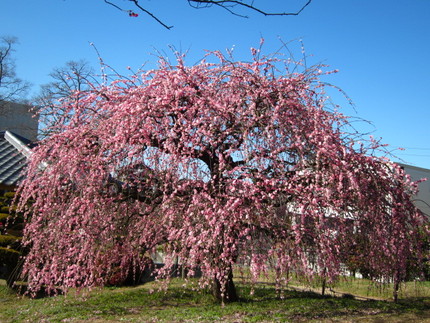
[0,213,9,224]
[3,192,15,199]
[0,247,21,279]
[0,235,21,249]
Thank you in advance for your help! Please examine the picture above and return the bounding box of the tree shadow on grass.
[234,284,430,321]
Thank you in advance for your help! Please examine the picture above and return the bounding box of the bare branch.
[0,36,30,111]
[34,60,96,138]
[188,0,313,17]
[102,0,313,29]
[128,0,174,30]
[104,0,173,30]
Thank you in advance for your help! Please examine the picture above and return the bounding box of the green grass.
[328,277,430,300]
[235,267,430,300]
[0,278,429,322]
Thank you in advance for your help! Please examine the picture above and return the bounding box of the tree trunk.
[393,279,400,303]
[321,268,327,296]
[393,271,401,303]
[321,278,326,296]
[212,268,238,303]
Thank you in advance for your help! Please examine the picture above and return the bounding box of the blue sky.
[2,0,430,167]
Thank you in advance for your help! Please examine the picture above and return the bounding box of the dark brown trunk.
[321,268,327,296]
[321,278,326,296]
[393,271,401,303]
[212,269,238,303]
[393,280,399,303]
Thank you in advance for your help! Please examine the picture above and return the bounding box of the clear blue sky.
[2,0,430,168]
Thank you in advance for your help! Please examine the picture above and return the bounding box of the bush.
[0,213,24,237]
[5,229,23,237]
[0,206,9,214]
[3,192,15,199]
[0,213,9,225]
[15,215,24,223]
[0,235,21,249]
[0,247,21,280]
[10,223,24,231]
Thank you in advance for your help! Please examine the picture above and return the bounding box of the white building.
[0,101,38,142]
[399,163,430,218]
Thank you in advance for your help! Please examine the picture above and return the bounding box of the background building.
[400,163,430,218]
[0,101,38,142]
[0,101,38,190]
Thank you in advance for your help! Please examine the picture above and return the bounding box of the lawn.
[1,278,430,322]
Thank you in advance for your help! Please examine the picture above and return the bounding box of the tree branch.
[128,0,174,29]
[104,0,173,29]
[103,0,313,29]
[0,37,30,104]
[188,0,313,17]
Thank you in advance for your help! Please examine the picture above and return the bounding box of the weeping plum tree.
[17,48,428,302]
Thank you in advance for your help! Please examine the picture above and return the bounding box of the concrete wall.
[0,101,38,141]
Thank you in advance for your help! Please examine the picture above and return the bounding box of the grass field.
[1,277,430,322]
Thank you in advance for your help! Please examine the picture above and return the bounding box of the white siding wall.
[400,163,430,218]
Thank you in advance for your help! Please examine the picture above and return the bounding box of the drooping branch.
[103,0,313,29]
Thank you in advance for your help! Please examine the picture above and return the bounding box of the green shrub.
[0,247,21,279]
[0,235,21,249]
[0,206,9,214]
[10,223,24,231]
[5,229,23,237]
[0,213,9,225]
[3,192,15,199]
[14,214,24,223]
[0,213,24,237]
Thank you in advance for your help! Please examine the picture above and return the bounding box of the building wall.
[0,101,38,141]
[400,163,430,218]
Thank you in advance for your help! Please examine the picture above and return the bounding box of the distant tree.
[0,37,30,111]
[17,49,428,302]
[35,60,95,138]
[103,0,313,29]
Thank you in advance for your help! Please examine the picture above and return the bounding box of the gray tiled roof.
[0,131,32,189]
